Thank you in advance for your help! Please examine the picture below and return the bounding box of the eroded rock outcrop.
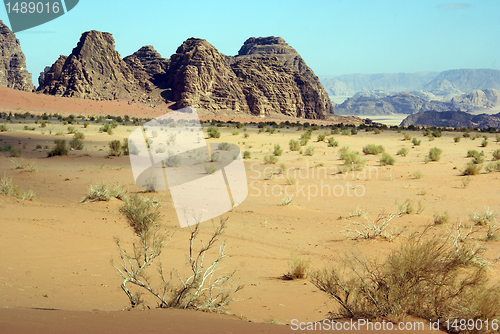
[0,20,33,91]
[38,30,148,101]
[38,32,331,119]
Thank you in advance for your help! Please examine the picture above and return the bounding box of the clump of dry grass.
[284,253,310,280]
[81,183,127,202]
[0,175,35,201]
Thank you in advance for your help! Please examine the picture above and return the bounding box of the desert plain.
[1,87,499,333]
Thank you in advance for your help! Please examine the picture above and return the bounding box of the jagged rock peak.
[0,20,33,92]
[38,29,151,102]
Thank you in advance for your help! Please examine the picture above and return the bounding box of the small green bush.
[481,139,489,147]
[207,127,220,138]
[327,137,338,147]
[379,152,395,166]
[454,136,461,143]
[362,144,384,155]
[231,129,239,136]
[289,139,300,151]
[165,155,182,167]
[9,147,22,158]
[463,132,471,138]
[67,126,76,134]
[109,140,122,156]
[427,147,442,162]
[403,133,411,141]
[493,149,500,161]
[485,161,500,173]
[317,134,326,142]
[0,124,8,132]
[299,138,309,146]
[69,134,84,150]
[244,132,249,138]
[263,155,278,164]
[341,129,350,136]
[373,128,381,135]
[351,128,358,135]
[217,142,231,151]
[304,146,315,156]
[273,144,283,156]
[47,140,68,157]
[462,162,482,176]
[397,148,409,157]
[243,151,251,159]
[412,137,421,146]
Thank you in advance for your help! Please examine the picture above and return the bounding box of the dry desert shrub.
[396,147,409,157]
[284,253,310,280]
[81,183,127,202]
[362,144,384,155]
[379,152,395,166]
[113,197,242,312]
[433,211,449,225]
[427,147,442,162]
[310,231,500,333]
[469,207,496,226]
[396,199,424,215]
[341,211,401,241]
[0,175,35,201]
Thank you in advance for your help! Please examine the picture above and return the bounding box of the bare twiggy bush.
[310,231,500,332]
[113,199,242,312]
[81,183,127,202]
[284,253,310,280]
[342,211,402,241]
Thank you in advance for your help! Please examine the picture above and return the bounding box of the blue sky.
[1,0,499,86]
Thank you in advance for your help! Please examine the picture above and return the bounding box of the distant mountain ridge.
[321,72,439,96]
[335,89,500,116]
[400,110,500,129]
[321,69,500,103]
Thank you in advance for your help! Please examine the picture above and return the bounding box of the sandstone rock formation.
[234,37,332,117]
[0,20,33,91]
[400,110,500,129]
[38,30,150,102]
[38,32,331,119]
[164,38,250,113]
[123,45,169,90]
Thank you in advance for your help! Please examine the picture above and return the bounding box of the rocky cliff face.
[38,30,150,102]
[0,20,33,92]
[164,38,250,112]
[38,32,331,119]
[123,45,169,90]
[234,37,332,117]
